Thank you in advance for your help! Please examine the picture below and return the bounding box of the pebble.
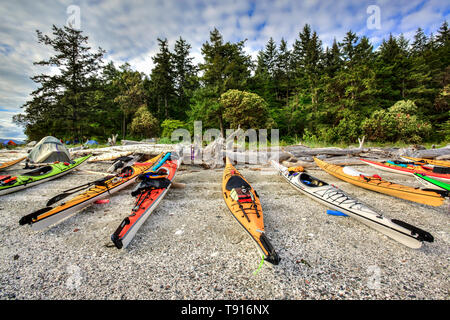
[0,162,448,299]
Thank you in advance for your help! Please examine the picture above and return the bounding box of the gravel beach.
[0,159,448,300]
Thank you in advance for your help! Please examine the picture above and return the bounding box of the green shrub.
[220,89,274,129]
[362,100,432,143]
[130,105,159,138]
[160,119,187,138]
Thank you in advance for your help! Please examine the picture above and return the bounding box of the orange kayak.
[314,158,444,207]
[222,157,280,265]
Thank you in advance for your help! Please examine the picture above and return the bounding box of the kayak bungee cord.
[315,186,384,218]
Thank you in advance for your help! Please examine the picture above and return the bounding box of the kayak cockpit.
[299,173,327,188]
[225,175,251,191]
[24,166,53,176]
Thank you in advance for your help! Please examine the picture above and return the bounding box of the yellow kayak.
[222,157,280,265]
[401,156,450,168]
[314,157,444,207]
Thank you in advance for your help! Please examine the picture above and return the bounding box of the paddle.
[46,175,114,206]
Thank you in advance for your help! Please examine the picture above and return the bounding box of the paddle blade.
[46,193,71,206]
[327,210,349,217]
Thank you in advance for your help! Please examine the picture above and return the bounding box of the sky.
[0,0,449,140]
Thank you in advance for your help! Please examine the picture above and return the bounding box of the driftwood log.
[42,136,449,170]
[286,145,369,157]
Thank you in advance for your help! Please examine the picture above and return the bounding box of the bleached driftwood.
[358,136,365,149]
[68,146,85,152]
[286,145,369,157]
[121,139,150,146]
[224,150,293,164]
[108,134,119,146]
[71,144,173,162]
[412,145,450,158]
[281,160,316,169]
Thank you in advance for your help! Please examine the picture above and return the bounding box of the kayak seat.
[225,176,251,191]
[131,177,171,197]
[300,173,327,187]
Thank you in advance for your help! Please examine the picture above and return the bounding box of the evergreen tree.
[14,25,104,141]
[411,28,428,54]
[323,38,342,77]
[255,37,278,77]
[113,64,148,139]
[149,38,175,120]
[274,38,292,104]
[197,28,252,135]
[252,37,279,110]
[172,37,199,119]
[436,21,449,46]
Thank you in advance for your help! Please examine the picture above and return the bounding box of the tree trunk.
[219,114,224,138]
[164,96,168,119]
[122,113,126,140]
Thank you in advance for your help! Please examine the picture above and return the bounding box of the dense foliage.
[14,22,450,144]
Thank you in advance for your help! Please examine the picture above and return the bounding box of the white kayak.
[271,161,434,249]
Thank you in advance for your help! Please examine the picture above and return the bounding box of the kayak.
[0,155,91,196]
[314,157,444,207]
[401,156,450,168]
[0,157,26,171]
[111,152,180,249]
[19,154,163,230]
[414,173,450,193]
[222,157,280,264]
[360,159,450,183]
[271,160,434,249]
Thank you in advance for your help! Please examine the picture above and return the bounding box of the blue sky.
[0,0,449,140]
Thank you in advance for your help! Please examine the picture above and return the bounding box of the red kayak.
[360,159,450,183]
[111,154,181,249]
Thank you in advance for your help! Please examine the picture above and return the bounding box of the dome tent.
[3,140,17,146]
[28,136,71,163]
[85,140,99,146]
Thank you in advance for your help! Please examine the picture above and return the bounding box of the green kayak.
[0,155,91,196]
[414,173,450,192]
